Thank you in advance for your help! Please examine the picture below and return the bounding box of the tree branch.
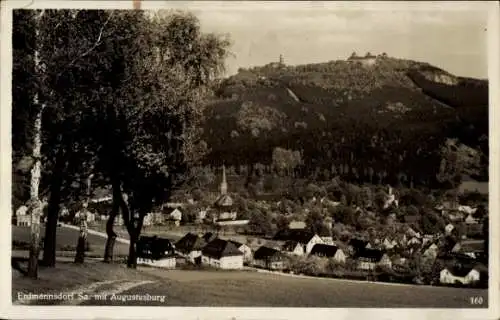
[56,13,114,79]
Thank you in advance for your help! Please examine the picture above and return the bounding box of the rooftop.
[202,239,243,259]
[273,229,316,244]
[253,246,283,260]
[310,244,340,257]
[175,233,206,253]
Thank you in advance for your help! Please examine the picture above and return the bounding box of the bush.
[289,256,327,276]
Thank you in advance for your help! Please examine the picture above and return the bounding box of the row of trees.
[13,9,231,277]
[207,118,484,190]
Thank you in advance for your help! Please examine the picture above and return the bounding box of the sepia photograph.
[1,0,498,318]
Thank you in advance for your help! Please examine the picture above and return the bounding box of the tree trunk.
[26,10,45,279]
[74,222,87,264]
[27,108,44,278]
[127,233,138,268]
[103,179,121,263]
[41,153,64,267]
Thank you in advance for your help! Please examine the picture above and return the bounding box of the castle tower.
[220,164,228,195]
[279,54,284,66]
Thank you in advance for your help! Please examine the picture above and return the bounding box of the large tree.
[91,10,231,268]
[37,10,114,267]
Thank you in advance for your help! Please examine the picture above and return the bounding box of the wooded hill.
[201,56,488,188]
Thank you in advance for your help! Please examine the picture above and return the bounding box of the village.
[13,164,488,288]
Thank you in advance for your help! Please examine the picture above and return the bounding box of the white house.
[196,209,208,223]
[16,215,31,227]
[465,214,479,225]
[16,205,28,217]
[175,233,205,264]
[15,205,31,227]
[407,237,421,246]
[142,214,152,226]
[440,267,480,285]
[229,240,253,264]
[406,227,418,238]
[201,239,244,269]
[253,246,287,270]
[169,208,182,226]
[356,249,392,271]
[86,212,96,223]
[458,205,477,215]
[305,234,324,254]
[310,244,346,264]
[445,223,455,235]
[383,238,395,250]
[154,211,165,225]
[114,215,124,226]
[422,243,439,260]
[138,256,176,269]
[273,229,324,255]
[282,241,305,256]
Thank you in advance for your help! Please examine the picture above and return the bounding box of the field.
[86,267,488,308]
[11,225,130,258]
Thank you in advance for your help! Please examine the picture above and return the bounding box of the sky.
[150,1,490,79]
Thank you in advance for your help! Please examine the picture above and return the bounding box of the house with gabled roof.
[391,255,410,273]
[465,214,479,225]
[406,227,419,238]
[407,237,421,246]
[228,240,253,264]
[273,229,324,254]
[458,205,477,215]
[165,208,183,226]
[347,238,369,256]
[309,244,346,264]
[282,240,305,256]
[253,246,287,270]
[422,243,439,262]
[439,265,481,285]
[445,223,455,235]
[382,238,396,250]
[355,248,391,271]
[201,239,243,269]
[175,232,206,264]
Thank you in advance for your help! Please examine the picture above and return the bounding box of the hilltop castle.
[268,54,286,69]
[347,52,388,67]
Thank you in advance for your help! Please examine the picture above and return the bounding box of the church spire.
[220,164,228,195]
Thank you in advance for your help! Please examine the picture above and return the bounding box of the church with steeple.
[212,164,237,221]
